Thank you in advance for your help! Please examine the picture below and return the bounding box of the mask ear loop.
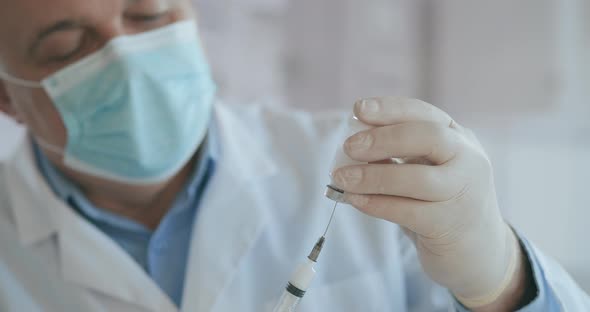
[0,71,62,155]
[34,137,65,156]
[0,74,65,157]
[0,71,44,88]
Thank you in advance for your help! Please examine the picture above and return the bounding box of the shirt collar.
[33,123,220,232]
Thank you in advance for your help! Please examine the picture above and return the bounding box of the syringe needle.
[323,201,338,237]
[308,201,339,262]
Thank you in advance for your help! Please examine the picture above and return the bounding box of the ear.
[0,81,23,123]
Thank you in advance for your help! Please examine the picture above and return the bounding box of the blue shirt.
[34,133,218,307]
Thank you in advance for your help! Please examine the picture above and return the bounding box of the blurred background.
[1,0,588,291]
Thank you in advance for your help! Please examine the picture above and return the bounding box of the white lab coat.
[0,102,587,312]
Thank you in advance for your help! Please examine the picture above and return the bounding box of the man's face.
[0,0,195,149]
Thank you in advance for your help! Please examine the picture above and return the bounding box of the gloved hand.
[332,97,522,308]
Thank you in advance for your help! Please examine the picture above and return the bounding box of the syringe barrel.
[272,289,301,312]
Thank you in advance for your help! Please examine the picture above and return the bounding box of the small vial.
[325,114,374,202]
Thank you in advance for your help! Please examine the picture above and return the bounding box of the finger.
[344,193,432,231]
[332,163,464,202]
[354,97,453,127]
[343,121,459,165]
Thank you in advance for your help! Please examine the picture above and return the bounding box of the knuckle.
[375,168,391,194]
[359,167,371,187]
[421,170,443,194]
[361,196,380,216]
[428,124,457,156]
[396,123,415,140]
[425,122,449,140]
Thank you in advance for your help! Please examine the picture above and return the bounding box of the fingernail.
[344,193,369,206]
[334,167,363,187]
[345,132,373,152]
[360,99,380,115]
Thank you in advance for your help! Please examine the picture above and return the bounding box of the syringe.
[272,114,372,312]
[271,201,338,312]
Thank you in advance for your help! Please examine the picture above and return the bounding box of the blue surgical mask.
[0,20,216,184]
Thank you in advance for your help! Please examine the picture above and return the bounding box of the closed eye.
[125,11,169,23]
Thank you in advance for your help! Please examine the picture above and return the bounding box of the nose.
[94,21,128,47]
[95,19,152,47]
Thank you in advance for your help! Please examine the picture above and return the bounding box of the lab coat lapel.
[56,202,177,311]
[6,140,177,312]
[5,141,57,245]
[181,104,279,312]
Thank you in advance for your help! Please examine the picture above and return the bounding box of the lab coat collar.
[6,138,176,310]
[181,102,279,311]
[5,140,58,245]
[56,198,177,311]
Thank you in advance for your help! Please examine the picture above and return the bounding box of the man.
[0,0,587,311]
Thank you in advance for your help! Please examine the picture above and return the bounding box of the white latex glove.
[332,97,521,308]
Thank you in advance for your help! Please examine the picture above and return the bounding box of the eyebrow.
[28,20,83,57]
